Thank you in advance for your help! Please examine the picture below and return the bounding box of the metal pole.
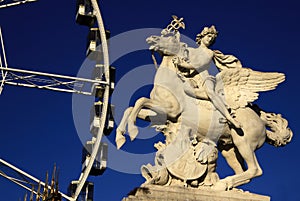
[0,27,7,94]
[0,172,39,197]
[0,27,7,67]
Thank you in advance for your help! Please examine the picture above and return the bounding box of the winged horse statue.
[115,16,292,190]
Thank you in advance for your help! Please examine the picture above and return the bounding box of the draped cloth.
[213,50,242,71]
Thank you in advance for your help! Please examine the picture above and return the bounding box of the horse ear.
[172,15,178,20]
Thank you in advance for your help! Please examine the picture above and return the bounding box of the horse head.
[146,33,182,56]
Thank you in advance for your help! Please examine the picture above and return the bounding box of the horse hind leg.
[219,143,247,175]
[215,130,262,190]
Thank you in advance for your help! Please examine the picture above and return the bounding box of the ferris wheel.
[0,0,113,200]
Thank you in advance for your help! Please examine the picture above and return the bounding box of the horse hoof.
[128,125,139,141]
[116,129,126,149]
[116,127,126,136]
[212,181,227,191]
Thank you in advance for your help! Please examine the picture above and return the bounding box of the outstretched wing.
[215,68,285,109]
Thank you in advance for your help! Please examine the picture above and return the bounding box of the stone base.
[122,185,270,201]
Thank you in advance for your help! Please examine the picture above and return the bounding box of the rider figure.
[175,25,242,129]
[172,25,242,164]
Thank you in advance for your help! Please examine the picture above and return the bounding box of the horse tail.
[250,104,293,147]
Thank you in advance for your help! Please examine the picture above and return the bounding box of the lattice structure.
[0,66,107,95]
[0,27,106,96]
[0,1,112,200]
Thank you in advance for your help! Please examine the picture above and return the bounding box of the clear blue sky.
[0,0,299,200]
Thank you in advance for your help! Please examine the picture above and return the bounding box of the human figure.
[174,25,242,128]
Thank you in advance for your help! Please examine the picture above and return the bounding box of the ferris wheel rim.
[73,0,111,200]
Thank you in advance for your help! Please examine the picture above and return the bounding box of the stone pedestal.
[122,185,270,201]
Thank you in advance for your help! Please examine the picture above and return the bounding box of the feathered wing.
[215,68,285,109]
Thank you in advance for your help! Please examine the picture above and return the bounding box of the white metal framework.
[0,26,7,94]
[0,158,73,200]
[0,66,107,95]
[0,1,110,200]
[0,27,107,96]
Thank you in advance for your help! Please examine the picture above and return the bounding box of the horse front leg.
[127,97,164,141]
[116,107,133,149]
[116,107,157,149]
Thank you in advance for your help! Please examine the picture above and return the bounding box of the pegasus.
[115,19,292,190]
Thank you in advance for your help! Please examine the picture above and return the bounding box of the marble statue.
[115,16,293,191]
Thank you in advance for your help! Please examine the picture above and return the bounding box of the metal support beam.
[0,0,38,9]
[0,158,74,201]
[0,66,108,95]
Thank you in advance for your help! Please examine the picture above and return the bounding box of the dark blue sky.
[0,0,299,200]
